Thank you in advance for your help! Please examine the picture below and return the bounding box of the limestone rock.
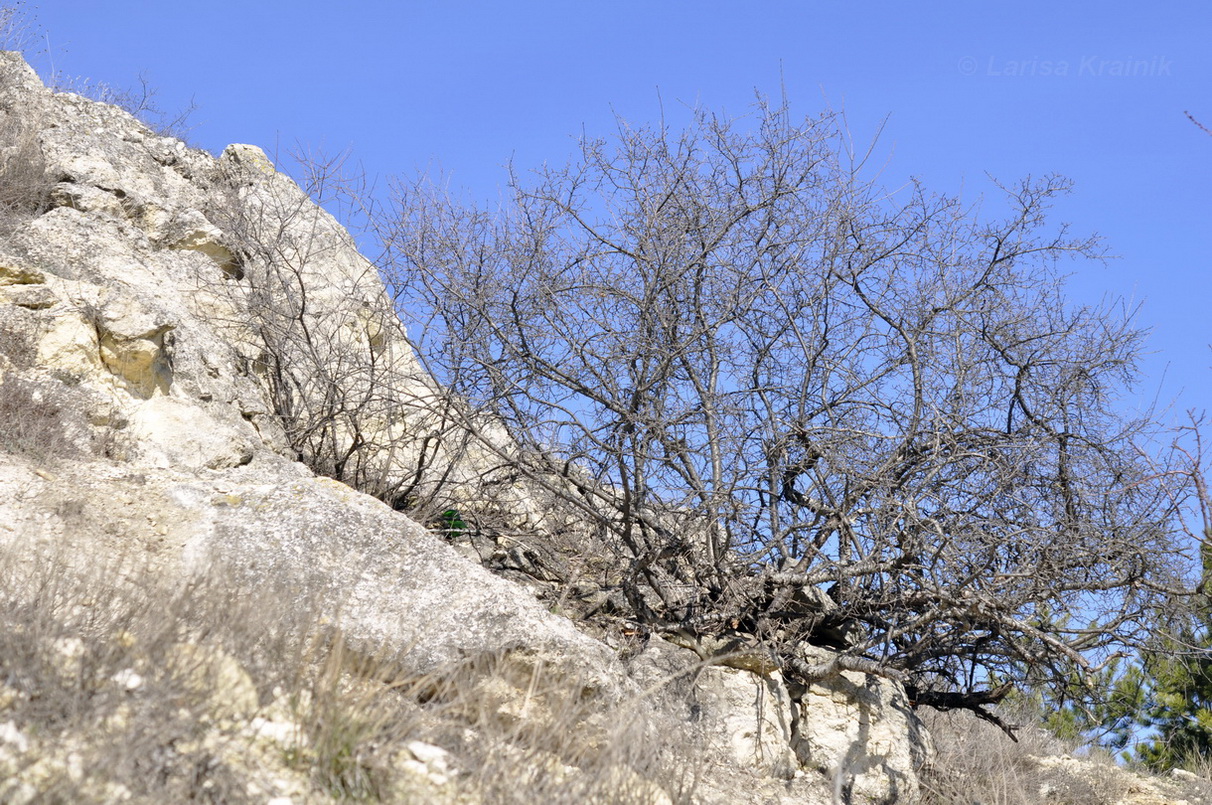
[0,256,42,285]
[0,282,54,309]
[698,666,799,777]
[92,292,176,397]
[0,720,30,753]
[795,647,930,804]
[220,142,278,178]
[167,642,261,721]
[187,464,623,682]
[163,209,241,277]
[0,51,47,106]
[397,740,454,788]
[634,635,796,775]
[627,636,930,804]
[46,181,128,219]
[35,305,102,380]
[128,396,254,469]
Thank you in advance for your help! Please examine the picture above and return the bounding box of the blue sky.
[16,1,1212,429]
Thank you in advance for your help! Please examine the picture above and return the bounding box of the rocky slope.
[0,49,1197,805]
[0,48,932,805]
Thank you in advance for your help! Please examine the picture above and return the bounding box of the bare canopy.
[381,101,1184,721]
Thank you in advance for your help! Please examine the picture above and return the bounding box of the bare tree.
[381,100,1187,723]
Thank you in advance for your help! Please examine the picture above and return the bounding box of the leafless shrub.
[50,70,199,142]
[1,1,199,147]
[0,1,37,53]
[202,146,514,529]
[383,98,1187,729]
[1186,111,1212,137]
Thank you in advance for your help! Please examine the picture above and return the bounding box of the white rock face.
[795,651,932,804]
[0,43,627,703]
[627,636,929,803]
[699,666,799,777]
[127,396,254,469]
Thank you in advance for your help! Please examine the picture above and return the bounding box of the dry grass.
[919,707,1135,805]
[0,315,35,368]
[0,551,300,803]
[0,3,38,53]
[0,43,52,236]
[0,373,86,461]
[0,103,51,235]
[1175,750,1212,780]
[0,544,696,803]
[48,71,199,142]
[414,650,699,804]
[0,317,123,461]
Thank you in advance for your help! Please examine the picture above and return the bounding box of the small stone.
[1,781,36,805]
[167,643,259,720]
[0,684,18,711]
[0,721,29,753]
[406,740,451,773]
[0,261,44,286]
[51,637,86,678]
[247,717,299,746]
[111,668,144,691]
[65,751,84,782]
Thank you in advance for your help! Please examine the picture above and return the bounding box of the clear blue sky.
[16,1,1212,429]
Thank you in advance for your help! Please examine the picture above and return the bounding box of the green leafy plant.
[438,508,468,539]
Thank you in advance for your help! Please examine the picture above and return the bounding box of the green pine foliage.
[1039,659,1147,758]
[1133,533,1212,771]
[438,508,469,539]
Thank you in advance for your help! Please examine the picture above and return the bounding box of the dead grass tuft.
[0,373,86,461]
[919,707,1137,805]
[413,650,698,804]
[0,544,697,803]
[0,95,51,234]
[0,315,36,368]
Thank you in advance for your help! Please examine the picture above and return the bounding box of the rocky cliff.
[6,49,1191,805]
